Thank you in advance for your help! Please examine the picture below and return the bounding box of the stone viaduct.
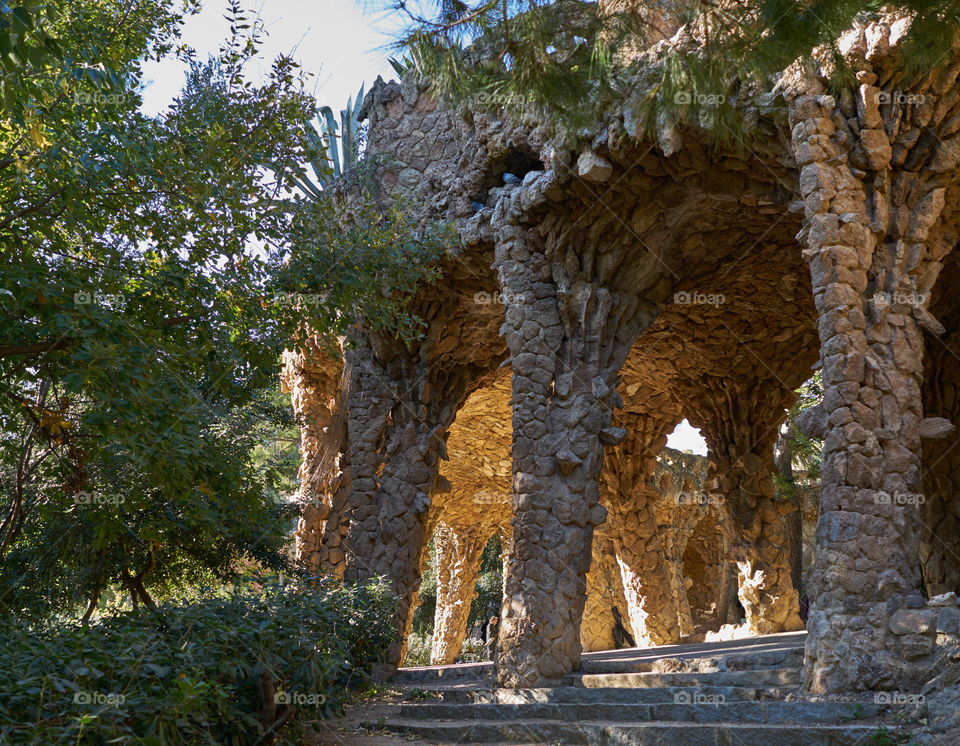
[281,4,960,694]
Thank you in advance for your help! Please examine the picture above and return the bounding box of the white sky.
[140,1,404,116]
[139,1,709,457]
[667,420,707,455]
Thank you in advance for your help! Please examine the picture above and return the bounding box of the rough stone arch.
[282,9,960,694]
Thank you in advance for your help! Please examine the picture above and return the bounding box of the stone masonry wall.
[282,5,960,694]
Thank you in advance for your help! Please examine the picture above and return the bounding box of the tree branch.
[0,339,72,358]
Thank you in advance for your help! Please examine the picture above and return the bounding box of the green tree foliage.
[0,0,313,618]
[382,0,609,126]
[380,0,960,140]
[776,371,824,504]
[273,171,453,351]
[0,0,451,619]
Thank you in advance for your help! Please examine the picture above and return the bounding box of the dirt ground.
[300,689,424,746]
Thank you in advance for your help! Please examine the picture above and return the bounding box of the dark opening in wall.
[483,148,544,192]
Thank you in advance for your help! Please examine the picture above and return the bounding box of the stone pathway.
[355,632,927,745]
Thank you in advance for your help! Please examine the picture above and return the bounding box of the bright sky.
[667,420,707,455]
[140,1,405,116]
[138,1,710,456]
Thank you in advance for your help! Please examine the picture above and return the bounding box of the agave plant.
[285,83,365,199]
[388,56,411,77]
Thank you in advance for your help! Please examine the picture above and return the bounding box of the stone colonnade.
[282,11,960,696]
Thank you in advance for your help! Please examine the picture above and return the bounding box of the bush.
[404,631,433,667]
[0,576,397,745]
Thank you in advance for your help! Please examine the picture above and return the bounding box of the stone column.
[341,339,479,669]
[430,521,495,665]
[609,494,682,646]
[698,380,804,636]
[603,413,682,646]
[790,77,953,691]
[493,218,657,686]
[717,556,741,626]
[281,343,350,578]
[673,511,729,634]
[581,533,629,652]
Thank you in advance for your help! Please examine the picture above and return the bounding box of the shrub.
[404,631,433,667]
[0,576,397,745]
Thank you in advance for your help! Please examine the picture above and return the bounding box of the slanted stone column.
[493,217,658,686]
[341,339,479,669]
[281,343,349,577]
[790,71,955,691]
[581,533,630,652]
[680,513,730,631]
[603,413,681,646]
[697,380,803,636]
[430,521,495,665]
[649,448,733,637]
[611,504,681,646]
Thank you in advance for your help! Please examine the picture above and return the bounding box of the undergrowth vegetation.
[0,577,397,745]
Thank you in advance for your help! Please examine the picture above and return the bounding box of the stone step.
[372,718,903,745]
[577,667,801,688]
[393,662,491,685]
[394,654,804,686]
[393,700,897,724]
[412,685,763,704]
[579,646,805,674]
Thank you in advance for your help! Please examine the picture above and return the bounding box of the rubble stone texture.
[425,374,513,665]
[282,5,960,694]
[603,414,686,647]
[428,521,495,664]
[788,23,960,691]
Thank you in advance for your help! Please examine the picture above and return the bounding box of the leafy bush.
[404,631,433,667]
[0,576,397,745]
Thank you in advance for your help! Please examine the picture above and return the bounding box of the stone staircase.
[371,633,923,744]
